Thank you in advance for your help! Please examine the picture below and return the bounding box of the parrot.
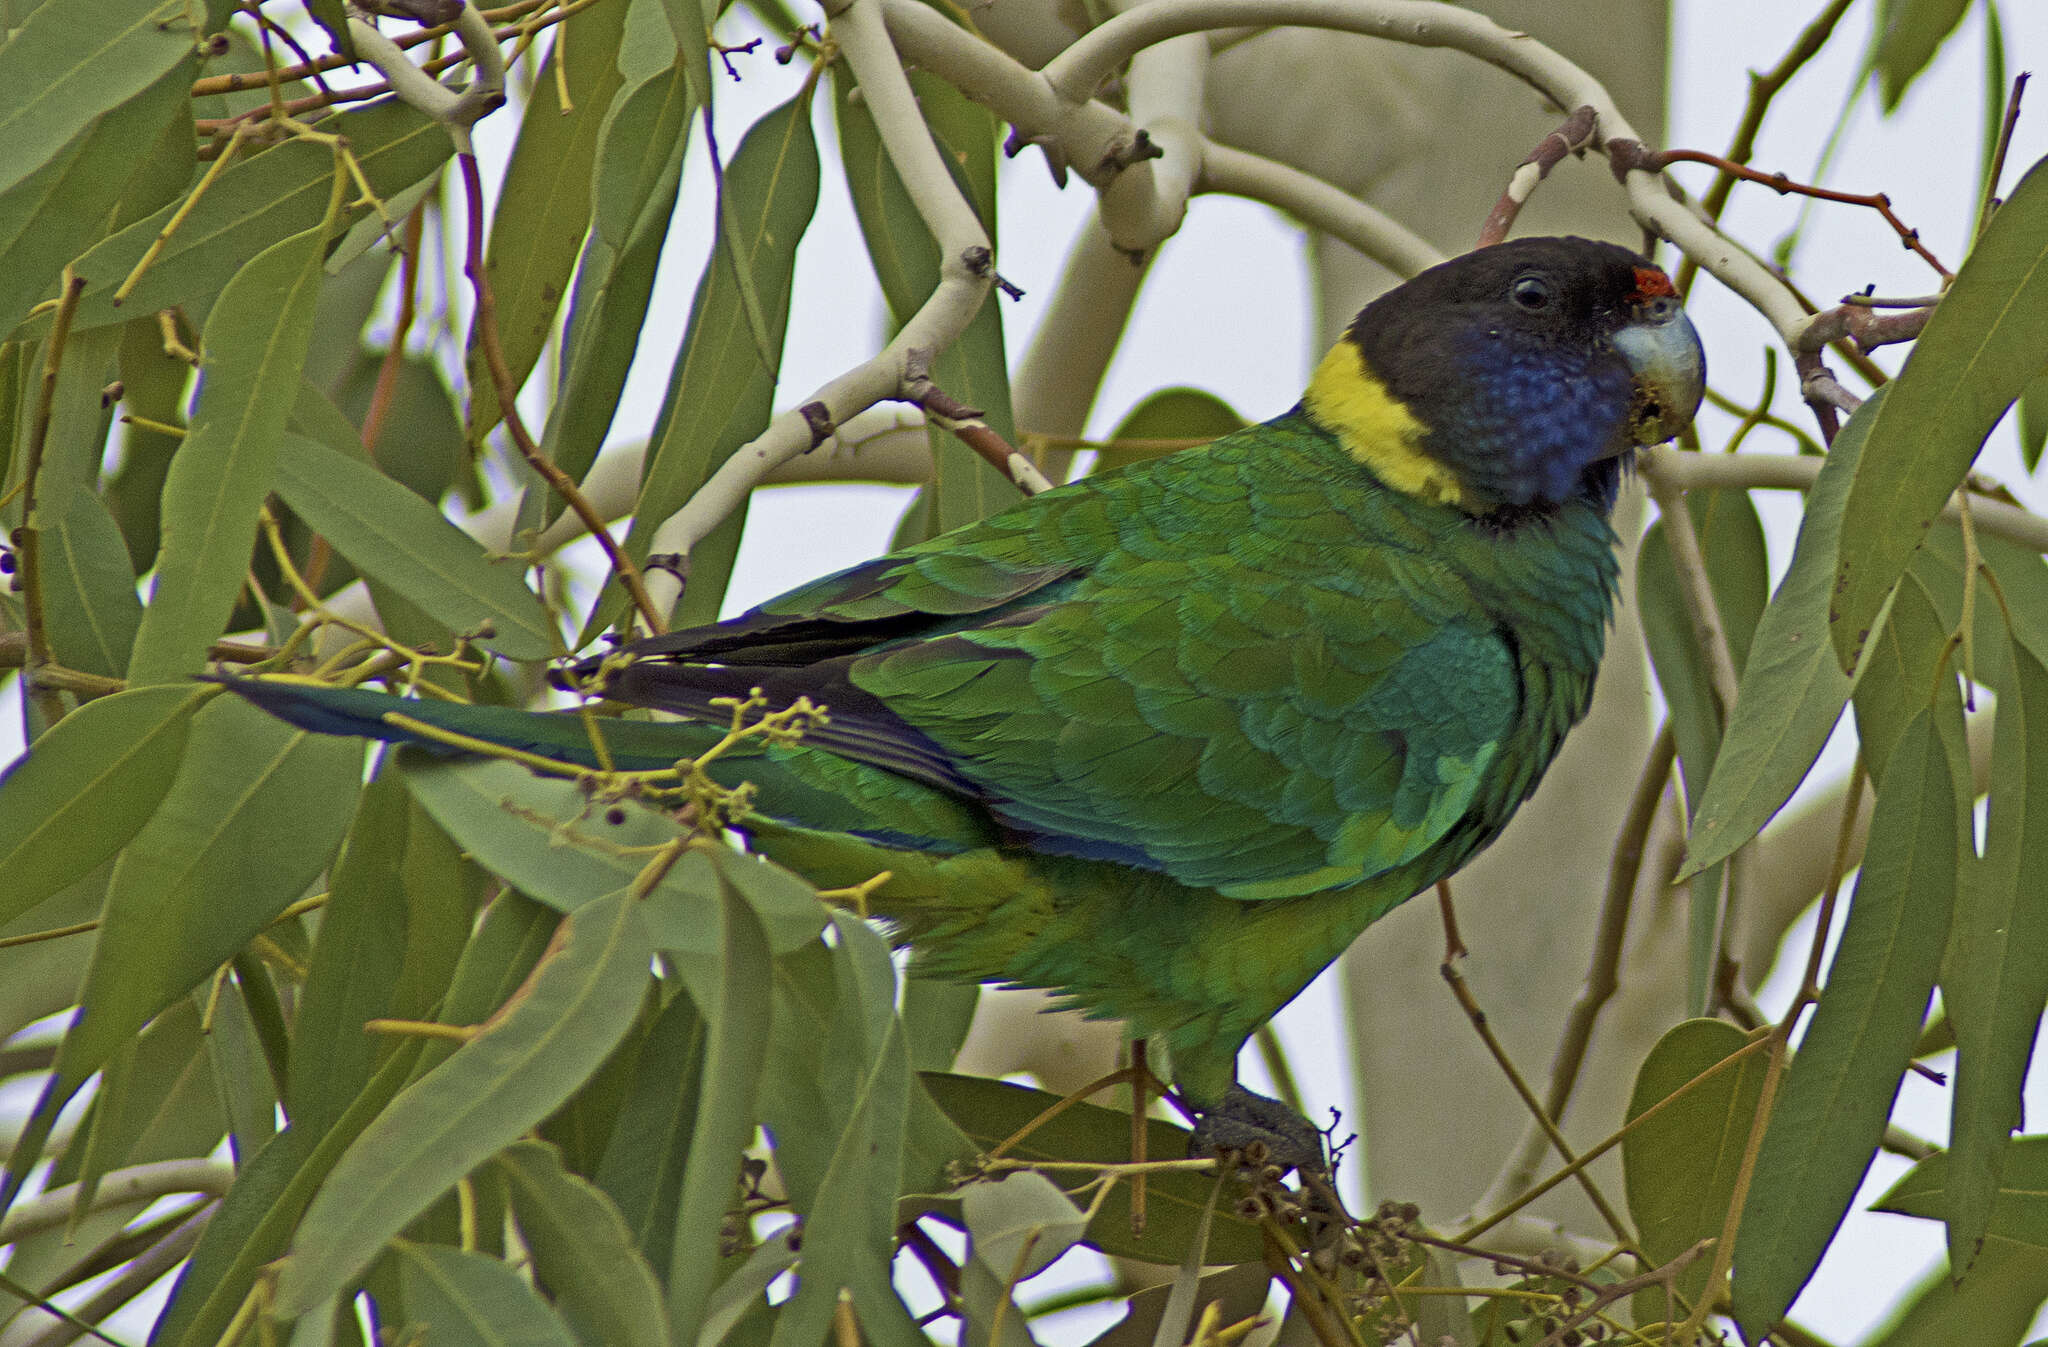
[219,235,1705,1167]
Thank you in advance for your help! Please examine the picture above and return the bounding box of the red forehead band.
[1632,267,1678,299]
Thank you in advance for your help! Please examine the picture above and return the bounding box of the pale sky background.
[7,0,2048,1338]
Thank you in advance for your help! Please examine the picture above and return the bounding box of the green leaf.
[592,987,705,1273]
[495,1139,672,1347]
[0,684,201,925]
[288,770,411,1141]
[664,873,774,1343]
[126,219,330,686]
[465,0,629,442]
[963,1170,1089,1281]
[1942,637,2048,1274]
[1732,710,1959,1340]
[767,917,922,1347]
[0,0,191,201]
[1097,388,1248,471]
[1679,394,1879,879]
[33,320,122,502]
[302,0,355,61]
[54,693,363,1092]
[37,485,143,678]
[1621,1019,1769,1314]
[391,1242,582,1346]
[1852,573,1955,783]
[920,1074,1264,1265]
[2020,365,2048,474]
[1640,488,1771,799]
[59,98,449,331]
[149,1038,428,1347]
[1874,0,1973,111]
[105,316,192,569]
[1879,1136,2048,1256]
[610,84,821,633]
[1831,153,2048,671]
[1861,1241,2048,1347]
[271,433,553,660]
[275,888,654,1314]
[0,52,195,336]
[539,42,705,498]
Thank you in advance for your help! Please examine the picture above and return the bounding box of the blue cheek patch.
[1432,343,1632,505]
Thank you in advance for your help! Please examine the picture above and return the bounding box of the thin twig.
[1492,725,1677,1202]
[901,347,1054,496]
[15,270,87,728]
[1674,0,1856,294]
[1974,72,2030,240]
[1648,148,1952,278]
[1477,105,1598,248]
[1436,886,1636,1246]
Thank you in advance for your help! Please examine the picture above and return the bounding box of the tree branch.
[1639,447,2048,554]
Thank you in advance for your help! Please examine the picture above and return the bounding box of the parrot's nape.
[219,235,1704,1170]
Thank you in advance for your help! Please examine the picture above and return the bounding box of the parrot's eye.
[1510,275,1553,311]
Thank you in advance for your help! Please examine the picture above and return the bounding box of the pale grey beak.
[1613,298,1706,447]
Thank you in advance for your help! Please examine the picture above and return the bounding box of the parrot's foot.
[1188,1085,1328,1176]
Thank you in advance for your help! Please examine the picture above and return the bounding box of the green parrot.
[221,235,1704,1164]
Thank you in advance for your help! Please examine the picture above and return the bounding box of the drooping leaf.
[274,887,655,1314]
[1859,1241,2048,1347]
[1831,154,2048,672]
[1873,0,1973,111]
[1679,393,1880,879]
[766,916,922,1347]
[835,67,1015,537]
[395,753,825,951]
[495,1139,672,1347]
[390,1241,582,1347]
[608,82,822,633]
[0,52,195,336]
[59,98,449,331]
[288,770,411,1142]
[465,0,630,442]
[2020,366,2048,474]
[1880,1136,2048,1258]
[539,29,707,500]
[662,872,774,1344]
[1732,711,1959,1340]
[0,684,201,924]
[126,219,331,686]
[37,485,144,678]
[1622,1018,1770,1315]
[1851,573,1955,783]
[48,693,362,1099]
[0,0,192,201]
[272,433,553,659]
[1942,637,2048,1274]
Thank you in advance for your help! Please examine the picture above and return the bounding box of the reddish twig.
[190,0,556,96]
[1644,148,1953,278]
[1478,105,1597,248]
[900,348,1054,497]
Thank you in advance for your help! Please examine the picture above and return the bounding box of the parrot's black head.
[1302,236,1705,513]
